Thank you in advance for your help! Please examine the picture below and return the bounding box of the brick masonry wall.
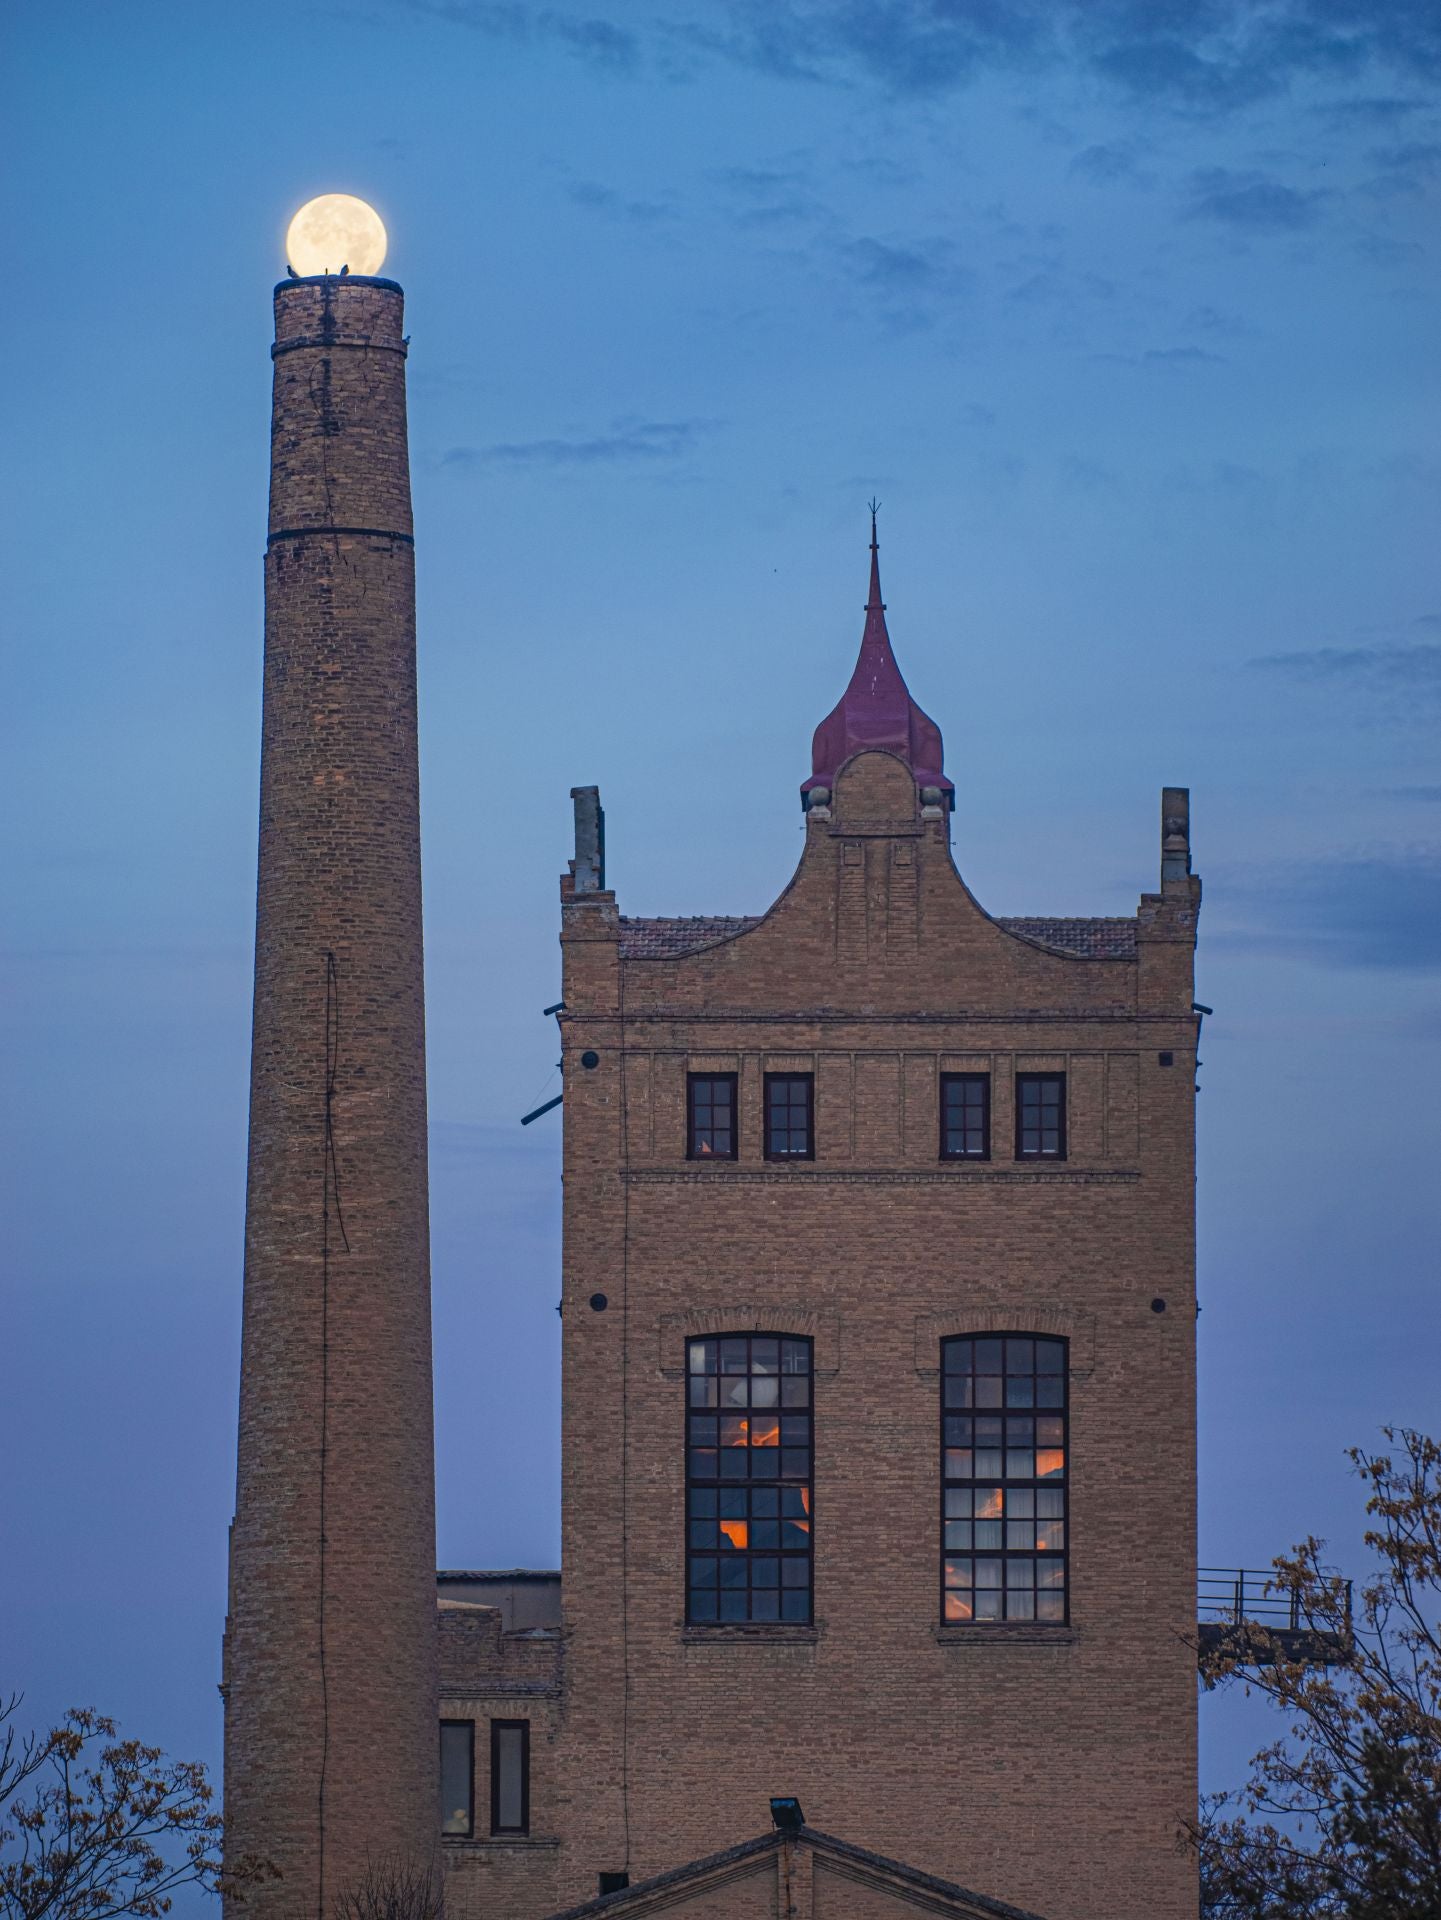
[552,749,1201,1920]
[439,1606,562,1920]
[223,277,438,1918]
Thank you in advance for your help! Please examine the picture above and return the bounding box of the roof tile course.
[617,913,1136,961]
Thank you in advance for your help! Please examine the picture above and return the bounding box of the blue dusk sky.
[3,0,1439,1850]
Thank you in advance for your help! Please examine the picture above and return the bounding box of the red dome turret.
[802,509,952,809]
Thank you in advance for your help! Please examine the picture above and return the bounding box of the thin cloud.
[1185,168,1330,231]
[395,0,640,69]
[1141,345,1225,367]
[847,235,942,289]
[394,1,1441,113]
[1251,642,1441,693]
[836,234,974,331]
[441,419,711,468]
[1353,232,1426,267]
[1361,138,1441,194]
[1219,850,1441,972]
[1312,94,1432,127]
[1091,345,1226,371]
[709,161,826,228]
[567,180,676,223]
[673,2,1441,113]
[1068,143,1153,186]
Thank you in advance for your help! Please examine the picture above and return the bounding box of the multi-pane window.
[440,1720,473,1837]
[1015,1073,1066,1160]
[687,1335,813,1624]
[940,1073,990,1160]
[489,1719,529,1835]
[687,1073,738,1160]
[764,1074,814,1160]
[942,1336,1068,1624]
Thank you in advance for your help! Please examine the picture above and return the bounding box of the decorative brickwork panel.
[1106,1053,1141,1163]
[816,1055,854,1162]
[853,1054,902,1163]
[1068,1053,1104,1163]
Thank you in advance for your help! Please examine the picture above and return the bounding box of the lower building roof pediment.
[543,1824,1052,1920]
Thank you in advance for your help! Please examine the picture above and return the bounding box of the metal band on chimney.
[267,526,415,546]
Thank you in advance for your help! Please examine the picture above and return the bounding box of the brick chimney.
[223,272,438,1916]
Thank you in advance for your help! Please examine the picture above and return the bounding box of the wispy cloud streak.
[441,419,712,468]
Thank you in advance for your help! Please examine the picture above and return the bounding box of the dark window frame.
[489,1719,530,1836]
[686,1072,739,1162]
[439,1719,474,1839]
[763,1072,815,1162]
[940,1334,1069,1628]
[939,1072,991,1161]
[685,1332,814,1626]
[1015,1072,1067,1161]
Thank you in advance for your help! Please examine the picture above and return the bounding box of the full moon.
[284,194,387,278]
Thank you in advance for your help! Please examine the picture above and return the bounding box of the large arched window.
[686,1334,813,1624]
[941,1336,1067,1623]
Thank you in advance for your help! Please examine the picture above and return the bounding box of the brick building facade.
[438,525,1202,1919]
[229,266,1201,1920]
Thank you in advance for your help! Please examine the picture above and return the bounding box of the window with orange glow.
[941,1336,1067,1624]
[687,1334,812,1624]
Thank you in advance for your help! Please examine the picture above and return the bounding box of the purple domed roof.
[802,513,952,808]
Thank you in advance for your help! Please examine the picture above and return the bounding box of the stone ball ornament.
[285,194,388,278]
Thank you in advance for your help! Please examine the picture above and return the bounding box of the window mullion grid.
[941,1335,1068,1626]
[941,1073,990,1160]
[686,1333,813,1624]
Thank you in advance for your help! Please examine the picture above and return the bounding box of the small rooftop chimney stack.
[1161,786,1192,890]
[571,785,606,894]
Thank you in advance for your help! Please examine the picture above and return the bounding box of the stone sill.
[933,1623,1076,1648]
[681,1624,821,1646]
[442,1836,560,1852]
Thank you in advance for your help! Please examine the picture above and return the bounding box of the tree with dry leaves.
[0,1696,266,1920]
[1196,1427,1441,1918]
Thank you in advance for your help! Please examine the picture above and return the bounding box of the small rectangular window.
[764,1074,814,1161]
[687,1073,738,1160]
[598,1874,630,1895]
[940,1073,990,1160]
[440,1720,473,1838]
[1015,1073,1066,1160]
[490,1720,529,1836]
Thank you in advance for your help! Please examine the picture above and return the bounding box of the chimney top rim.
[273,274,403,297]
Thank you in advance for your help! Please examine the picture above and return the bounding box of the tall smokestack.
[224,267,437,1915]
